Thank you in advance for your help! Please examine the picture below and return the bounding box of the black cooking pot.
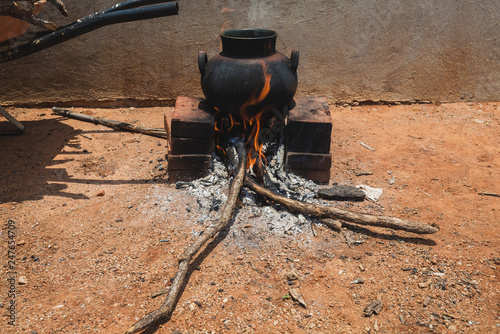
[198,29,299,122]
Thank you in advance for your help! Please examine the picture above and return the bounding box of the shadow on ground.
[0,118,160,204]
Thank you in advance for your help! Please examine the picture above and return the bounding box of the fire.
[213,61,274,174]
[238,61,273,170]
[213,107,227,156]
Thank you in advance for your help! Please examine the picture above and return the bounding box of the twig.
[0,105,25,134]
[245,177,439,234]
[318,218,342,231]
[150,287,170,299]
[52,107,168,139]
[310,222,317,237]
[360,142,376,151]
[478,192,500,198]
[124,142,247,334]
[341,229,354,248]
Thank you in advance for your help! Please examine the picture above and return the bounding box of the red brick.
[169,169,210,183]
[286,152,332,170]
[168,153,212,170]
[287,168,331,184]
[286,135,331,153]
[169,97,215,138]
[287,96,332,140]
[169,137,215,155]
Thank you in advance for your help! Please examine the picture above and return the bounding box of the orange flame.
[212,61,274,174]
[213,107,227,156]
[239,61,273,170]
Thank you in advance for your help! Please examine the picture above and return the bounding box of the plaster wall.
[0,0,499,106]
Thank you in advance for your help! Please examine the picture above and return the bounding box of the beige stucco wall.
[0,0,499,106]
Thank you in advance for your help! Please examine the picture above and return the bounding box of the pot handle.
[290,49,299,72]
[198,51,208,76]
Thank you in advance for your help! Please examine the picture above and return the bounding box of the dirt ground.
[0,102,499,334]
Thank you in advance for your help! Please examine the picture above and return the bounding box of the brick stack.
[164,97,215,182]
[285,96,332,183]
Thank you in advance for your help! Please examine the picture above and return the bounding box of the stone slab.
[316,185,365,201]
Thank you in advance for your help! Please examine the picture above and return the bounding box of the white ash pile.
[174,152,323,236]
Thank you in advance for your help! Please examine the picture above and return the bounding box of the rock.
[289,288,307,308]
[359,264,366,272]
[423,296,432,307]
[350,277,365,284]
[317,185,365,201]
[418,280,431,288]
[18,276,28,285]
[285,269,300,281]
[363,300,383,317]
[17,240,25,246]
[356,185,383,201]
[96,190,105,196]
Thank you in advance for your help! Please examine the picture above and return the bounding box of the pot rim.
[221,28,278,40]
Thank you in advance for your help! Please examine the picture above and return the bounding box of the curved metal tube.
[0,1,179,63]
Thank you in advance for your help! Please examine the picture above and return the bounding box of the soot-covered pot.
[198,29,299,121]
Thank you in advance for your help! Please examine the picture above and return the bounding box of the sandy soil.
[0,102,499,334]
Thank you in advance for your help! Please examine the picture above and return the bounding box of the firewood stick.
[244,177,439,235]
[318,218,342,231]
[52,107,168,138]
[125,142,247,334]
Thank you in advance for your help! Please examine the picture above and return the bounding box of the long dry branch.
[125,142,247,334]
[52,107,168,138]
[245,177,439,234]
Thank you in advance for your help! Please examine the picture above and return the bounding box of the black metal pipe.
[16,0,177,41]
[102,0,176,14]
[0,2,178,63]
